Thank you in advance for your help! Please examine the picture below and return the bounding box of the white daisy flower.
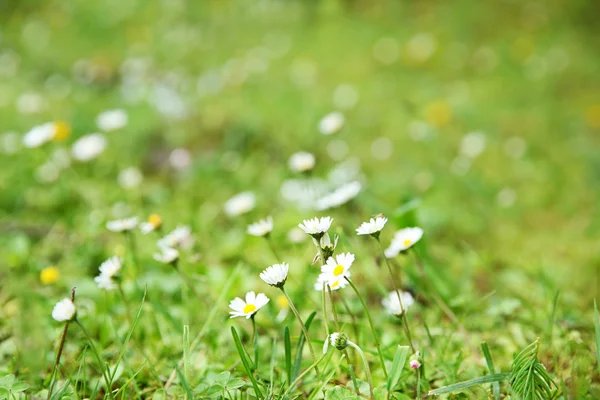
[22,123,54,148]
[314,181,361,210]
[260,263,289,288]
[94,273,117,291]
[96,109,128,132]
[318,112,345,135]
[98,256,122,278]
[313,273,349,291]
[106,217,139,232]
[288,152,315,173]
[356,216,388,236]
[153,247,179,264]
[140,214,162,234]
[157,225,193,249]
[72,133,107,161]
[384,227,424,258]
[382,290,415,316]
[247,217,273,237]
[52,298,76,322]
[229,291,270,319]
[321,252,354,281]
[224,192,256,217]
[118,167,143,189]
[298,216,333,236]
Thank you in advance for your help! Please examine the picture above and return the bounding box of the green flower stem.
[117,282,132,324]
[172,261,201,300]
[280,288,320,376]
[265,235,281,262]
[321,282,330,338]
[251,315,259,368]
[345,277,388,378]
[347,340,374,400]
[339,293,360,347]
[47,321,70,400]
[376,238,415,352]
[75,320,114,399]
[281,352,327,399]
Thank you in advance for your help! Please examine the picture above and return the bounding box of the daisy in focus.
[381,290,415,316]
[247,217,273,237]
[140,214,163,234]
[224,192,256,217]
[313,272,349,291]
[298,216,333,237]
[52,298,76,322]
[288,151,315,173]
[356,216,388,237]
[229,291,270,319]
[106,217,139,232]
[260,262,289,288]
[384,227,424,258]
[320,252,354,282]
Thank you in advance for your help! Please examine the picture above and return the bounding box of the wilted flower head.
[323,332,349,353]
[315,181,361,210]
[106,217,139,232]
[140,214,162,234]
[384,227,424,258]
[260,263,289,288]
[288,152,315,173]
[153,247,179,264]
[224,192,256,217]
[356,216,387,237]
[52,298,76,322]
[72,133,107,161]
[229,291,270,319]
[382,290,415,316]
[312,233,339,264]
[247,217,273,237]
[298,216,333,237]
[157,225,193,249]
[318,112,345,135]
[96,109,128,132]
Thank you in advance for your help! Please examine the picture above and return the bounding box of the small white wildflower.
[260,263,289,288]
[71,133,107,161]
[96,109,128,132]
[247,217,273,237]
[94,273,117,291]
[229,291,270,319]
[98,256,122,278]
[318,112,345,135]
[224,192,256,217]
[106,217,139,232]
[313,273,348,291]
[384,227,424,258]
[356,216,387,236]
[139,214,162,234]
[320,252,354,283]
[157,225,193,249]
[52,298,76,322]
[288,152,315,173]
[298,216,333,236]
[314,181,361,210]
[118,167,143,189]
[382,290,415,316]
[22,123,54,148]
[153,247,179,264]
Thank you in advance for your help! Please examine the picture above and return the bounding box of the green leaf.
[387,345,410,391]
[292,311,316,381]
[324,385,359,400]
[0,375,15,389]
[509,339,556,400]
[594,300,600,375]
[428,373,510,396]
[481,342,501,400]
[215,371,230,387]
[284,326,292,386]
[231,326,263,399]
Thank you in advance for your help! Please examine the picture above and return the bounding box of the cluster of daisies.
[229,215,423,319]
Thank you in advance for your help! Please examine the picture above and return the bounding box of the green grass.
[0,0,599,398]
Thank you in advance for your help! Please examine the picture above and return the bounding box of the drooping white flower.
[288,152,315,173]
[140,214,162,234]
[356,216,388,236]
[384,227,424,258]
[229,291,270,319]
[247,217,273,237]
[320,253,354,282]
[106,217,139,232]
[323,332,349,353]
[153,247,179,264]
[260,263,289,288]
[22,123,54,148]
[96,109,128,132]
[318,112,345,135]
[298,216,333,236]
[157,225,193,249]
[94,273,117,291]
[98,256,122,278]
[381,290,415,316]
[52,298,76,322]
[224,192,256,217]
[71,133,107,161]
[314,181,361,210]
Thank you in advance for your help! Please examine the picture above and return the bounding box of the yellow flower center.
[148,214,162,228]
[40,266,59,285]
[331,280,340,288]
[243,304,257,314]
[333,265,345,276]
[403,239,412,247]
[53,121,71,141]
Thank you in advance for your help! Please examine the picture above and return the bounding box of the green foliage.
[510,339,557,400]
[387,345,410,391]
[0,375,29,399]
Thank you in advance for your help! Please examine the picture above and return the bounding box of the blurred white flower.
[384,227,424,258]
[247,217,273,237]
[52,298,76,322]
[318,112,345,135]
[315,181,361,210]
[260,263,289,288]
[287,227,306,243]
[35,162,60,183]
[288,152,315,173]
[356,217,388,236]
[224,192,255,216]
[94,273,117,291]
[157,225,193,249]
[98,256,122,278]
[140,214,162,234]
[118,167,143,189]
[229,291,269,319]
[382,290,415,316]
[169,148,192,170]
[22,123,54,148]
[96,109,128,131]
[72,133,106,161]
[460,131,486,158]
[153,247,179,264]
[17,92,46,114]
[106,217,138,232]
[298,216,333,236]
